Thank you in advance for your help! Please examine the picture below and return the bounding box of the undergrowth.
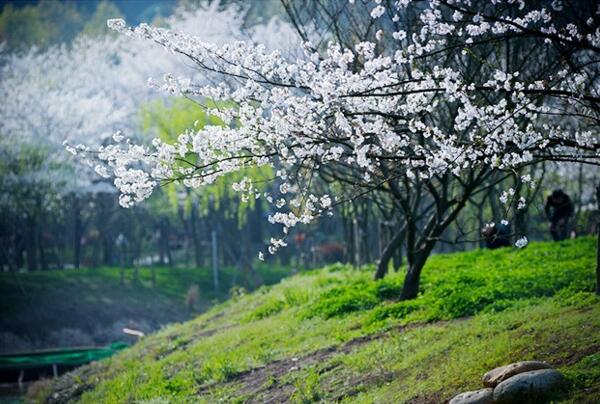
[33,237,599,404]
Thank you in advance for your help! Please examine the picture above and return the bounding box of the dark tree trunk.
[490,185,500,222]
[476,198,486,249]
[162,218,173,267]
[190,202,202,268]
[342,213,352,264]
[157,223,165,266]
[14,231,24,270]
[596,184,600,296]
[596,224,600,295]
[90,239,99,268]
[36,197,48,270]
[393,240,403,271]
[513,173,529,237]
[102,235,113,266]
[73,196,82,269]
[362,202,371,263]
[177,205,191,266]
[38,232,48,271]
[25,214,38,271]
[375,225,406,280]
[119,251,125,285]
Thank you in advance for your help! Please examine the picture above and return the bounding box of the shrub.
[375,279,404,300]
[246,297,285,321]
[368,299,422,323]
[282,288,308,307]
[306,283,378,318]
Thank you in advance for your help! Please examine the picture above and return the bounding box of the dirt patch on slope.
[197,321,448,402]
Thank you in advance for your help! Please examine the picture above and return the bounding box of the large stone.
[448,388,494,404]
[482,361,552,387]
[492,369,565,403]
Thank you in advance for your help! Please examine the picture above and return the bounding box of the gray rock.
[482,361,552,387]
[449,388,494,404]
[492,369,565,403]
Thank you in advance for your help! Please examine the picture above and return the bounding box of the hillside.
[31,237,600,403]
[0,264,289,353]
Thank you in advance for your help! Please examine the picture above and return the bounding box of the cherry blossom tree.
[86,0,600,299]
[1,1,297,270]
[0,37,136,269]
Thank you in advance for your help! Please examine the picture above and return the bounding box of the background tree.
[0,0,301,272]
[95,0,600,300]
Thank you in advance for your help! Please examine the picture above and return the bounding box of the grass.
[31,237,600,403]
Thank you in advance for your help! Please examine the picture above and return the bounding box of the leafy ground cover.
[31,237,599,403]
[0,263,291,353]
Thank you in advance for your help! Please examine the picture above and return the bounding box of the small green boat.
[0,342,128,384]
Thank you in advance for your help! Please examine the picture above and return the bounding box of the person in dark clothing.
[545,189,575,241]
[481,221,511,249]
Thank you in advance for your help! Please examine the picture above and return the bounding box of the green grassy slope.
[0,264,290,353]
[32,238,600,403]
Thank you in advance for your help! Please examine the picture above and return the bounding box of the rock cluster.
[449,361,565,404]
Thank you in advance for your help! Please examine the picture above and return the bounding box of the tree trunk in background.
[515,208,528,237]
[190,202,202,268]
[177,206,191,266]
[162,218,173,267]
[14,231,24,270]
[574,163,584,231]
[362,203,371,263]
[102,235,112,266]
[211,229,219,291]
[375,225,406,279]
[596,224,600,295]
[119,251,125,285]
[595,183,600,296]
[252,202,264,250]
[352,218,360,266]
[240,227,263,288]
[25,213,38,271]
[513,174,529,237]
[73,196,82,269]
[38,231,48,270]
[36,197,48,270]
[393,237,403,271]
[476,198,486,249]
[490,185,500,222]
[157,224,165,266]
[392,216,405,270]
[342,214,352,264]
